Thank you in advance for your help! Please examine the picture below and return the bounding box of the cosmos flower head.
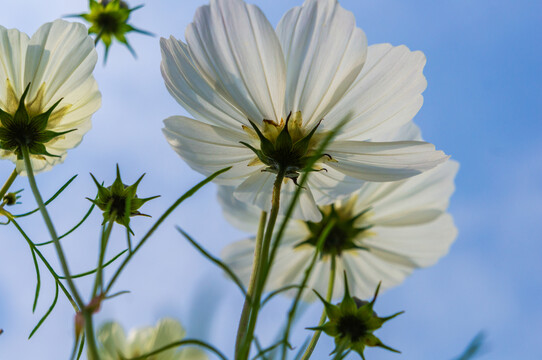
[160,0,449,222]
[0,20,101,174]
[220,123,458,301]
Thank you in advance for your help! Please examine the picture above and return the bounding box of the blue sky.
[0,0,540,359]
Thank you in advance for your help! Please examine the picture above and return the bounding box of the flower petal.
[160,36,248,131]
[277,0,367,127]
[327,140,449,181]
[25,20,99,113]
[218,185,310,238]
[327,44,427,141]
[163,116,258,185]
[368,160,459,225]
[185,0,286,123]
[0,26,29,110]
[233,171,322,221]
[363,213,457,268]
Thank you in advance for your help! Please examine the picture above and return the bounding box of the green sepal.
[313,289,341,322]
[0,108,15,129]
[291,119,321,158]
[13,84,31,127]
[339,272,357,315]
[29,98,63,133]
[275,113,293,154]
[247,120,275,157]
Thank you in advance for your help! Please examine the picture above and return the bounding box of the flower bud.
[309,273,403,359]
[87,165,159,234]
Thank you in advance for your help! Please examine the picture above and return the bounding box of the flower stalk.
[238,168,286,360]
[0,168,18,201]
[301,256,337,360]
[235,210,267,356]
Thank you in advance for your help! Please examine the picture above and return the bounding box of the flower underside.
[240,111,334,185]
[297,200,374,257]
[310,275,403,359]
[0,82,73,159]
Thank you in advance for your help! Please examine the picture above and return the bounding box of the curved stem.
[0,168,18,201]
[239,169,286,360]
[21,147,84,309]
[235,211,268,357]
[300,256,336,360]
[21,147,99,356]
[93,218,115,297]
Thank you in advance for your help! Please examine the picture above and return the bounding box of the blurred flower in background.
[97,318,208,360]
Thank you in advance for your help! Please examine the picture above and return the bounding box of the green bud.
[87,164,159,234]
[0,83,74,159]
[3,192,19,206]
[309,273,403,359]
[71,0,153,62]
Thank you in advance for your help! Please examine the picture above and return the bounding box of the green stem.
[83,310,100,360]
[300,256,336,360]
[21,147,84,309]
[0,168,18,201]
[93,218,115,297]
[235,211,268,357]
[239,169,286,360]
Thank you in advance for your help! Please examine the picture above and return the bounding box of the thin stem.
[0,168,18,200]
[10,218,78,310]
[93,218,115,297]
[83,310,99,360]
[235,211,268,357]
[21,147,84,309]
[239,169,286,360]
[280,219,336,360]
[300,256,336,360]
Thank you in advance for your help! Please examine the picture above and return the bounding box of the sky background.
[0,0,541,359]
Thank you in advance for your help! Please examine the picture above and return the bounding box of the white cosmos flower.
[160,0,448,221]
[97,318,208,360]
[0,20,100,174]
[220,124,458,300]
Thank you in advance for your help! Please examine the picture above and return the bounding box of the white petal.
[277,0,367,127]
[0,26,29,108]
[98,322,128,360]
[364,213,457,268]
[327,44,427,140]
[327,140,449,181]
[218,185,265,233]
[185,0,286,123]
[162,116,258,185]
[160,36,248,130]
[148,319,186,355]
[233,171,322,221]
[25,20,99,113]
[369,160,459,225]
[306,167,364,205]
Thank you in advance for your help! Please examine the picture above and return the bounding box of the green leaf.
[177,227,247,297]
[28,281,59,339]
[14,175,78,218]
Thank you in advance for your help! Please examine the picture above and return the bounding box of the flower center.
[337,314,368,343]
[0,83,73,159]
[240,111,332,184]
[297,199,373,257]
